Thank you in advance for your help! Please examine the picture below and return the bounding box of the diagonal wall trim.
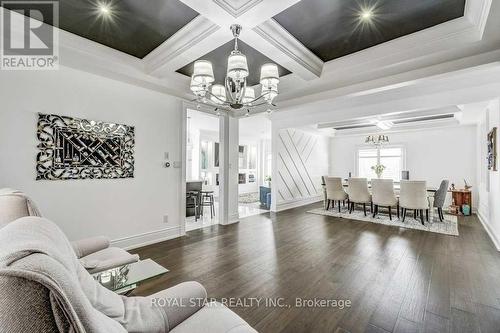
[279,132,312,195]
[304,138,317,163]
[278,170,295,199]
[278,153,304,197]
[276,129,328,205]
[285,130,317,194]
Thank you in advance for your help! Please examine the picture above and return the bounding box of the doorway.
[238,114,272,218]
[184,108,220,231]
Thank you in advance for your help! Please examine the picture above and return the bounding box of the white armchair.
[347,178,372,216]
[325,177,348,212]
[371,179,399,220]
[399,181,429,225]
[0,188,139,273]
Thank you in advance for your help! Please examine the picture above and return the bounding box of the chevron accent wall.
[276,128,329,205]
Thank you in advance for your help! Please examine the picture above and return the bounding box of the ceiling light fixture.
[360,9,373,20]
[190,24,280,114]
[365,135,389,146]
[97,2,112,16]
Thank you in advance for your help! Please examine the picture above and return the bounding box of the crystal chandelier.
[365,135,389,146]
[190,24,280,113]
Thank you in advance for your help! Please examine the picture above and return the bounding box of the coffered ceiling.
[273,0,466,61]
[2,0,199,58]
[3,0,494,115]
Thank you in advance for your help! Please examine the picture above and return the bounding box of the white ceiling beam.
[152,0,322,80]
[247,19,323,80]
[143,16,231,77]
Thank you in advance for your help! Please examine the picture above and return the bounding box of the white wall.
[0,66,184,248]
[477,99,500,250]
[273,128,329,211]
[329,126,477,207]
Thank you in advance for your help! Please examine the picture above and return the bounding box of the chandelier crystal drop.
[190,24,280,113]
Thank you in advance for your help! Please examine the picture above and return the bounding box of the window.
[357,146,405,181]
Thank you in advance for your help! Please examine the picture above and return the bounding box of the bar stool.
[186,191,199,221]
[200,190,215,219]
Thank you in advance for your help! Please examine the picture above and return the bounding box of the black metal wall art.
[36,113,135,180]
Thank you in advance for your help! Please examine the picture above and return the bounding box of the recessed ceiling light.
[360,9,373,20]
[99,4,110,14]
[97,2,112,16]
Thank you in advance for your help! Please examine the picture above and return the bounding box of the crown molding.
[212,0,263,18]
[251,19,323,80]
[143,16,221,76]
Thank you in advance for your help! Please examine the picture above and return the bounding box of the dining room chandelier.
[190,24,279,113]
[365,134,389,146]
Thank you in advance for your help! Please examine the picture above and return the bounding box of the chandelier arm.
[243,90,274,105]
[203,89,230,105]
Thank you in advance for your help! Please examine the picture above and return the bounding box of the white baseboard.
[477,210,500,251]
[111,226,182,251]
[274,195,323,212]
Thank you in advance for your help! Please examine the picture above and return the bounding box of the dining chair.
[347,178,372,216]
[399,180,429,225]
[433,180,449,222]
[372,179,399,220]
[325,177,348,212]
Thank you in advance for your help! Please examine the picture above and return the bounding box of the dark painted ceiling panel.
[176,39,292,86]
[2,0,199,58]
[273,0,466,62]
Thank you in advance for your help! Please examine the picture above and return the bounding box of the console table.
[449,190,472,216]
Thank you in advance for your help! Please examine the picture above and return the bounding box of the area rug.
[307,206,458,236]
[238,192,260,204]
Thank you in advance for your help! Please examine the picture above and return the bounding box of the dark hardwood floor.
[131,203,500,333]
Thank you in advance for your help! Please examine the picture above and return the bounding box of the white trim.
[180,103,188,236]
[143,16,221,76]
[111,226,182,250]
[213,0,263,17]
[274,195,323,212]
[251,19,324,80]
[228,213,240,224]
[320,0,492,78]
[477,210,500,251]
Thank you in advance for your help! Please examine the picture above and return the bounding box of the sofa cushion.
[171,302,257,333]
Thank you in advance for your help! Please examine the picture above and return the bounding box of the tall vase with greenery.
[371,164,386,178]
[264,175,272,188]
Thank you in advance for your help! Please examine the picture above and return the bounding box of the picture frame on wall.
[487,127,497,171]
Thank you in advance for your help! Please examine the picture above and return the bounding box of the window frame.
[355,144,406,181]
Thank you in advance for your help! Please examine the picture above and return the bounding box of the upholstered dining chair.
[433,180,449,222]
[399,180,429,225]
[347,178,372,216]
[325,177,348,212]
[372,179,399,220]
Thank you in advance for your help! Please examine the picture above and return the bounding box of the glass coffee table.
[93,259,168,294]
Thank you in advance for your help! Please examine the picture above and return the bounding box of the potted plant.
[371,164,386,178]
[264,175,272,188]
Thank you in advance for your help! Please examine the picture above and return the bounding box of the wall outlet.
[163,215,168,223]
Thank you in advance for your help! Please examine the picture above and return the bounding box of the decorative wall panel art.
[36,113,135,180]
